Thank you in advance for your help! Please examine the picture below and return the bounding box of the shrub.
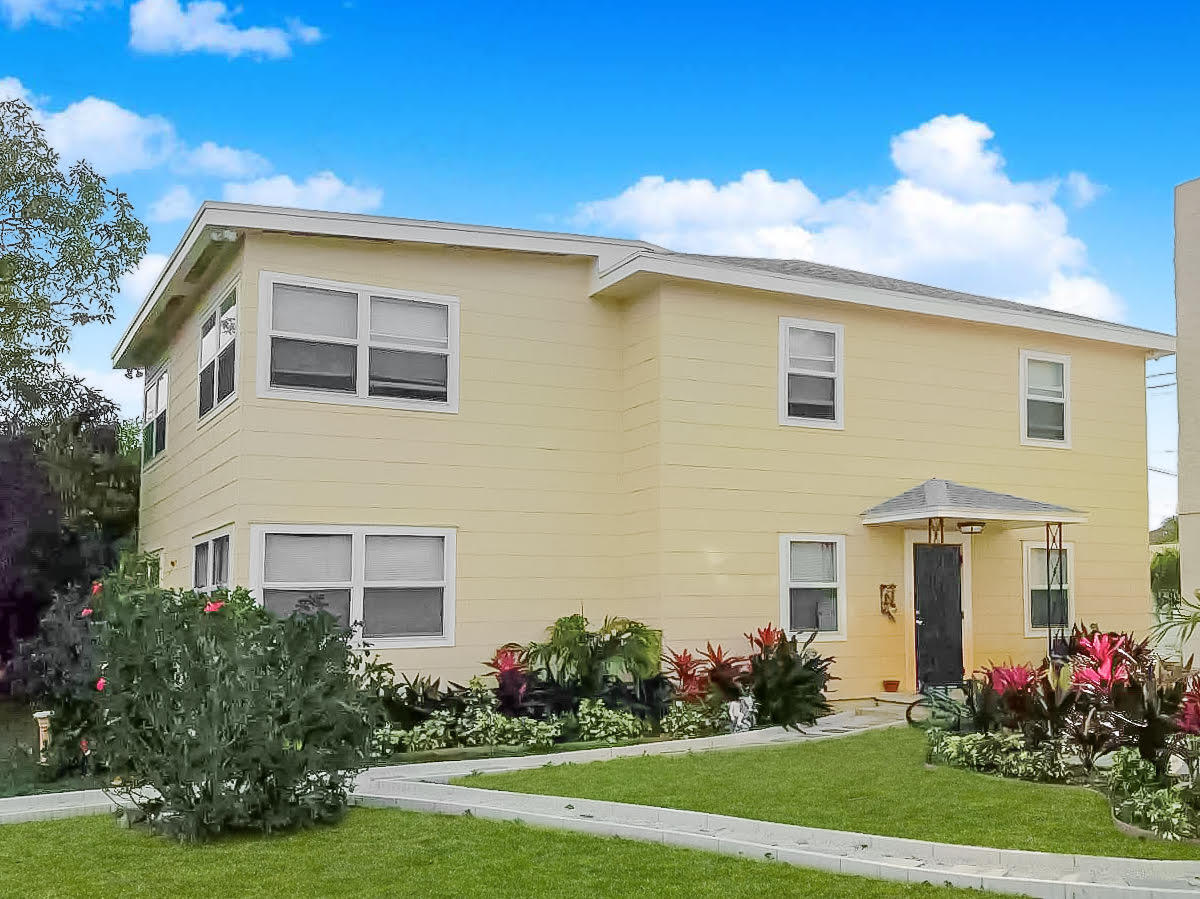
[524,615,661,696]
[748,632,834,729]
[1116,786,1198,841]
[98,586,388,841]
[575,698,644,742]
[663,648,707,701]
[928,730,1068,783]
[700,643,747,701]
[660,700,726,739]
[401,711,456,752]
[1107,747,1162,797]
[455,680,562,751]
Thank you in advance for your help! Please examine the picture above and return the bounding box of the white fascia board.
[113,203,661,368]
[597,252,1176,356]
[861,507,1089,526]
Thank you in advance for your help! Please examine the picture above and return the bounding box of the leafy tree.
[1151,547,1182,616]
[1,97,148,432]
[1150,515,1179,546]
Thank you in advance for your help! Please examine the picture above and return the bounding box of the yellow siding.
[137,234,1151,696]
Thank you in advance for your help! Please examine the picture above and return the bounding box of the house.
[112,202,1172,697]
[1175,178,1200,661]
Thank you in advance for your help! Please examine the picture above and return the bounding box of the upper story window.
[193,530,231,593]
[199,289,237,419]
[250,524,456,649]
[779,534,847,641]
[257,272,459,413]
[1023,542,1074,636]
[1020,350,1071,447]
[779,318,844,429]
[142,366,168,464]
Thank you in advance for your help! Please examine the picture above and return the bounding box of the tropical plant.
[485,646,528,715]
[659,699,726,739]
[1151,548,1182,616]
[1153,590,1200,647]
[700,643,748,702]
[747,631,834,729]
[1110,659,1187,776]
[1062,705,1121,773]
[1026,660,1077,746]
[574,698,645,743]
[1115,786,1197,841]
[98,585,389,841]
[663,647,708,701]
[524,614,662,697]
[745,623,785,654]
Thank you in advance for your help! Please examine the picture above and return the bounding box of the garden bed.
[458,727,1200,860]
[0,807,980,898]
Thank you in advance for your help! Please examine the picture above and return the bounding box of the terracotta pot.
[882,679,901,693]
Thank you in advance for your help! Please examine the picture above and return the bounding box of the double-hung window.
[259,272,459,412]
[193,531,232,592]
[142,366,168,464]
[199,289,237,418]
[780,534,846,640]
[1020,350,1070,447]
[251,525,456,648]
[1023,542,1073,635]
[779,318,843,428]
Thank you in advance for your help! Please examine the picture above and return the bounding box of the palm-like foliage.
[748,632,834,729]
[524,614,662,696]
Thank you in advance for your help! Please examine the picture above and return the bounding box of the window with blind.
[1020,350,1070,446]
[779,318,843,428]
[252,525,456,647]
[259,273,459,412]
[199,289,237,418]
[142,366,168,464]
[1024,542,1073,634]
[780,534,846,640]
[193,531,232,593]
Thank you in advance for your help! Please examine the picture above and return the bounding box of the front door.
[914,544,963,690]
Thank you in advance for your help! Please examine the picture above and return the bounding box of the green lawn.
[0,808,982,898]
[460,726,1200,861]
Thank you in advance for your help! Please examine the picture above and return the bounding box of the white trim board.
[113,203,1175,369]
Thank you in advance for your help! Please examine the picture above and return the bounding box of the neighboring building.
[1177,179,1200,661]
[112,203,1172,697]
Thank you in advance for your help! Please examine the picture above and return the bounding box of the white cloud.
[42,97,177,174]
[222,171,382,212]
[129,0,322,59]
[119,252,169,305]
[149,184,197,222]
[577,114,1122,321]
[63,361,143,417]
[1065,171,1106,208]
[0,0,102,27]
[176,140,270,177]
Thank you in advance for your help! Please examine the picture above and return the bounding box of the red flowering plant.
[663,647,708,701]
[485,645,529,715]
[701,643,749,701]
[976,662,1038,731]
[745,623,785,656]
[1071,631,1132,694]
[1175,680,1200,782]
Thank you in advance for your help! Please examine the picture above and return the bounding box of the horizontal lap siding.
[234,235,624,682]
[654,282,1150,697]
[139,250,244,586]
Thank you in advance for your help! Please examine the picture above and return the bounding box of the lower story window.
[1025,542,1073,633]
[252,525,455,647]
[780,534,846,640]
[193,530,232,592]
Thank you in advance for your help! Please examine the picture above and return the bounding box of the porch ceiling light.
[957,521,985,535]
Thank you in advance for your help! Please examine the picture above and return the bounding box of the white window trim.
[255,270,460,414]
[247,523,457,649]
[779,533,847,642]
[192,526,234,593]
[1019,349,1071,448]
[142,359,169,469]
[778,317,844,430]
[197,273,240,426]
[1021,540,1075,638]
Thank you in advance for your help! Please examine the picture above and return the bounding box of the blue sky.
[1,0,1189,524]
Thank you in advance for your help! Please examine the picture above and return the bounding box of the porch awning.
[860,478,1087,528]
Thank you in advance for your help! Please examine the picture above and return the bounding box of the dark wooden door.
[914,544,963,690]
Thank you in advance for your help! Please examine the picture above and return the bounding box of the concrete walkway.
[3,708,1197,896]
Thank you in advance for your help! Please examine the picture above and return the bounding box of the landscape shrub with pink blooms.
[95,583,390,841]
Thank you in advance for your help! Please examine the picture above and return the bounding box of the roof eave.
[861,508,1089,527]
[594,252,1176,355]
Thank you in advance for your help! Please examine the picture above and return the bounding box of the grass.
[460,726,1200,860]
[0,807,983,898]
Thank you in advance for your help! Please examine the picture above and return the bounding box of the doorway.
[913,543,964,690]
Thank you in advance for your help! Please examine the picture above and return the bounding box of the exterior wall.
[138,248,245,589]
[136,234,1154,696]
[651,281,1150,697]
[230,233,626,682]
[1177,178,1200,661]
